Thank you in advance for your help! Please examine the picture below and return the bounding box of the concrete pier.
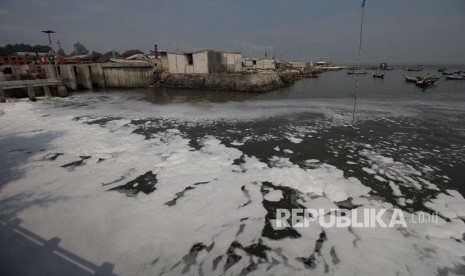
[0,79,65,101]
[57,85,68,97]
[43,65,57,79]
[101,63,152,88]
[75,65,93,90]
[54,63,152,91]
[27,85,36,101]
[1,62,153,101]
[44,85,52,98]
[90,64,106,88]
[0,89,5,102]
[59,65,78,90]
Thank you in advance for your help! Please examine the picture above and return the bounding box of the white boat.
[445,75,465,80]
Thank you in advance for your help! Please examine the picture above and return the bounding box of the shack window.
[186,53,193,65]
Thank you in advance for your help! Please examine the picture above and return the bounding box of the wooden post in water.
[27,85,36,101]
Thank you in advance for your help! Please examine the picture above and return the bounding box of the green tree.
[0,43,48,55]
[71,41,89,56]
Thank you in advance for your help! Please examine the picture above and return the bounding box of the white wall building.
[167,50,242,74]
[289,61,311,71]
[150,50,169,71]
[255,58,275,70]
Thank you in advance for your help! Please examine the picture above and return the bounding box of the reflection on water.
[128,67,465,104]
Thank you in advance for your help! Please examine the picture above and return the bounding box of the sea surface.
[129,66,465,199]
[1,66,465,275]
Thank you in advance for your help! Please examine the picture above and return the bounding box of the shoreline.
[153,71,302,93]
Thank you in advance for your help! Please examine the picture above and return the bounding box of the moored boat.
[372,72,385,78]
[445,75,465,80]
[429,76,441,83]
[415,78,434,88]
[414,75,438,88]
[347,71,367,75]
[405,65,423,71]
[404,76,420,83]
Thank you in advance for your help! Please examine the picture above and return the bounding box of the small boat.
[379,63,392,71]
[429,76,441,83]
[437,68,447,72]
[442,71,453,76]
[304,74,319,78]
[404,76,420,83]
[372,72,385,78]
[347,71,367,75]
[405,65,423,71]
[445,75,465,80]
[415,78,434,88]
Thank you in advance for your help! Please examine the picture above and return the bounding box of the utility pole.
[56,39,62,52]
[41,30,59,78]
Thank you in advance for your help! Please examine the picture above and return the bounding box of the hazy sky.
[1,0,464,64]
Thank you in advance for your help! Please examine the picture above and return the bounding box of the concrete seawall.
[2,63,152,91]
[101,63,152,88]
[60,63,152,90]
[0,63,153,101]
[158,72,285,92]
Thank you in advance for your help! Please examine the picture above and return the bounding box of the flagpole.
[351,0,366,128]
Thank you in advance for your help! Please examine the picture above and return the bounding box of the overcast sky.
[1,0,464,64]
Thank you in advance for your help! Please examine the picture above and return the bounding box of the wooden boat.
[445,75,465,80]
[372,72,385,78]
[429,76,441,83]
[347,71,367,75]
[405,65,423,71]
[415,78,434,88]
[404,76,419,83]
[415,75,438,88]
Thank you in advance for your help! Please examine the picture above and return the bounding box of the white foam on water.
[230,141,244,146]
[389,181,403,197]
[359,149,438,191]
[1,99,464,275]
[286,135,303,144]
[263,190,283,202]
[425,190,465,219]
[362,167,376,175]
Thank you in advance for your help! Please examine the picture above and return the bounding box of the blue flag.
[362,0,366,7]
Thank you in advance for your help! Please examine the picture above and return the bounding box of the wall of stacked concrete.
[54,63,152,90]
[101,63,152,88]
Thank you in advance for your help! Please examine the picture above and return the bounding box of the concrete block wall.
[55,63,151,90]
[90,64,106,88]
[101,63,151,88]
[193,51,209,74]
[75,66,93,90]
[59,65,77,90]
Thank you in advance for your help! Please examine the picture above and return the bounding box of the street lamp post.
[41,30,60,79]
